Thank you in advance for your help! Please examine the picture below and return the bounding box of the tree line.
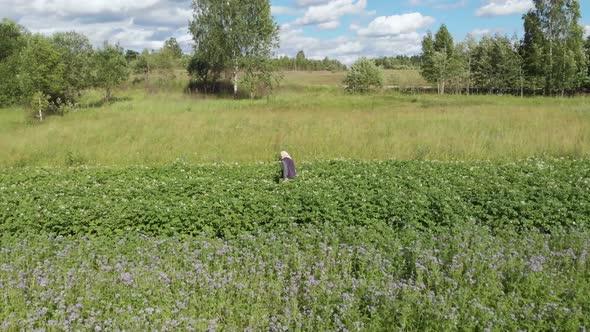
[271,51,347,72]
[420,0,589,96]
[0,19,128,117]
[0,18,189,119]
[373,55,422,70]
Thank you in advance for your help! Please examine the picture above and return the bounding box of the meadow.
[1,79,589,166]
[2,70,590,330]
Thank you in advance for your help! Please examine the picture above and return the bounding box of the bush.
[343,57,384,93]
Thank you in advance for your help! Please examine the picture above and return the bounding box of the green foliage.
[27,91,51,122]
[521,0,587,95]
[0,54,22,105]
[374,55,422,70]
[125,49,139,62]
[0,17,28,105]
[420,1,588,96]
[53,31,95,100]
[271,54,347,72]
[343,57,383,93]
[93,42,129,103]
[163,37,183,59]
[132,48,178,90]
[421,26,463,94]
[0,18,26,61]
[18,34,67,102]
[421,31,436,85]
[1,159,588,236]
[433,24,454,57]
[240,57,282,98]
[472,35,522,94]
[189,0,280,96]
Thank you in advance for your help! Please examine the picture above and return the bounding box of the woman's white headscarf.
[280,151,291,160]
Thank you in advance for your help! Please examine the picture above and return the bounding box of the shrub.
[343,57,384,93]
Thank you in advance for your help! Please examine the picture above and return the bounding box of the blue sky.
[1,0,589,64]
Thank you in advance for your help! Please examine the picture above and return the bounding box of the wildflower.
[119,272,134,286]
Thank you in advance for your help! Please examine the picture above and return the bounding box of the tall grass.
[1,88,589,166]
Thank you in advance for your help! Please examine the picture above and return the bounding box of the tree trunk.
[145,61,151,89]
[38,96,43,122]
[233,68,238,98]
[520,66,524,98]
[467,57,471,96]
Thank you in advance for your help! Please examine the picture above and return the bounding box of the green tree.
[523,0,586,95]
[521,10,546,93]
[53,31,94,101]
[93,42,128,103]
[295,50,306,71]
[472,35,521,94]
[151,48,177,89]
[125,49,139,62]
[434,24,454,57]
[189,0,280,97]
[240,57,281,98]
[132,49,152,85]
[0,19,27,105]
[421,26,463,94]
[431,51,459,94]
[18,34,66,101]
[343,57,383,93]
[420,31,436,87]
[163,37,183,59]
[460,35,478,95]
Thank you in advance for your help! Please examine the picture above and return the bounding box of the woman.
[280,151,297,181]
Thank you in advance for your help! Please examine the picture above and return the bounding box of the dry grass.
[1,89,589,167]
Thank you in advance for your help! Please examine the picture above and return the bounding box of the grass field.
[1,88,589,166]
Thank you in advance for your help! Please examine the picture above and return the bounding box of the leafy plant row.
[1,159,589,236]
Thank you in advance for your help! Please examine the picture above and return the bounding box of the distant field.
[280,69,428,88]
[1,89,589,166]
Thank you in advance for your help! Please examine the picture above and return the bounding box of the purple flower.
[119,272,134,286]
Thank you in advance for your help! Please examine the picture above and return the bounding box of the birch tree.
[522,0,586,95]
[189,0,279,97]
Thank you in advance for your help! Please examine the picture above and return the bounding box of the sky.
[1,0,589,64]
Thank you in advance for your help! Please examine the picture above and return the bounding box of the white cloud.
[476,0,533,17]
[294,0,367,26]
[318,21,341,30]
[2,0,429,63]
[357,13,435,37]
[22,0,161,16]
[585,25,590,38]
[278,24,424,65]
[271,6,301,15]
[1,0,194,52]
[470,28,491,36]
[295,0,333,6]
